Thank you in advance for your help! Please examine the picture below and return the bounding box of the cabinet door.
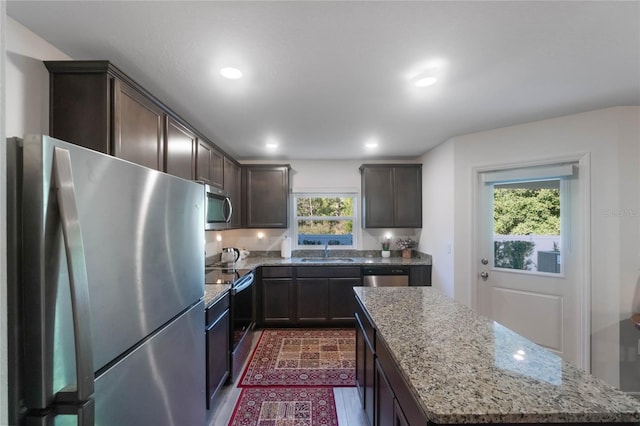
[356,310,375,426]
[393,166,422,228]
[297,278,329,323]
[262,278,294,325]
[394,399,410,426]
[196,139,224,188]
[244,166,290,228]
[165,117,195,180]
[113,79,164,170]
[210,147,224,188]
[48,71,111,153]
[196,139,211,183]
[355,314,366,407]
[328,278,360,321]
[362,166,394,228]
[224,157,242,228]
[375,359,395,426]
[409,265,432,286]
[206,308,229,409]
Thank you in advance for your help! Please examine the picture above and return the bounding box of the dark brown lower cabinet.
[205,294,229,410]
[259,267,295,326]
[409,265,432,286]
[262,278,295,325]
[258,266,360,326]
[297,278,329,323]
[329,277,360,320]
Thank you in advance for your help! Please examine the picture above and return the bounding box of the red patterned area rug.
[239,329,355,387]
[228,387,338,426]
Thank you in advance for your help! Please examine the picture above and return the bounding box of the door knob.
[481,258,488,265]
[480,271,489,279]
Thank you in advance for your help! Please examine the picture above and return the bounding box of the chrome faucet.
[324,242,329,258]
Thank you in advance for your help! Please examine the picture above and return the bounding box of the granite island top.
[354,286,640,424]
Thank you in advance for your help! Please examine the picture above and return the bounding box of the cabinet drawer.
[206,293,229,325]
[296,266,361,278]
[261,266,293,278]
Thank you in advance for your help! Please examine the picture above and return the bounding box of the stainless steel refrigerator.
[7,135,206,426]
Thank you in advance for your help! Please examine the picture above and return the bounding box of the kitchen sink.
[299,257,355,263]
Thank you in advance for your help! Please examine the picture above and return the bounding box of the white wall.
[207,159,421,256]
[2,17,71,424]
[6,16,71,138]
[418,140,454,297]
[422,106,640,389]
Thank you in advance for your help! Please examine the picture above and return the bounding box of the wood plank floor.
[207,330,368,426]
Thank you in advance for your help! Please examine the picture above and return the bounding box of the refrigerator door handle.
[52,147,95,424]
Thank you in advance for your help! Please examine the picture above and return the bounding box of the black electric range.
[204,264,255,383]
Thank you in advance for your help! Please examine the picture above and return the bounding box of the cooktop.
[205,265,251,285]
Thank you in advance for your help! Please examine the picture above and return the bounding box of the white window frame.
[293,192,358,250]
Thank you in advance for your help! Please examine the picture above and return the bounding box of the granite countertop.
[204,284,230,308]
[354,286,640,424]
[229,254,432,271]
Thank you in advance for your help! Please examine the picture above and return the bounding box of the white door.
[477,162,585,368]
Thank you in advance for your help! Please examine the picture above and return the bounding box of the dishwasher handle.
[362,266,409,276]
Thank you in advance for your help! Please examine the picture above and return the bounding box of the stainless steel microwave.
[204,184,233,230]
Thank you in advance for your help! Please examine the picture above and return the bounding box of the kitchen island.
[354,286,640,425]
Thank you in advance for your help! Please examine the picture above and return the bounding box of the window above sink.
[293,192,357,250]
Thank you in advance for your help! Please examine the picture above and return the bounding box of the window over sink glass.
[293,193,357,249]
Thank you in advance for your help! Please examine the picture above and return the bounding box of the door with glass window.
[477,163,583,367]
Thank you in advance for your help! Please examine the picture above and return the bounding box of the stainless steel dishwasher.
[363,266,409,287]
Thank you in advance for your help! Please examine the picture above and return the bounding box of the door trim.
[470,153,591,371]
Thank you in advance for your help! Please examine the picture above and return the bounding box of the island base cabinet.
[393,399,410,426]
[355,307,375,426]
[376,337,427,426]
[375,359,395,426]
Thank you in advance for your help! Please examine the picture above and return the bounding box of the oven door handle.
[231,272,254,295]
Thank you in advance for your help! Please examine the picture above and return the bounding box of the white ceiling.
[7,1,640,161]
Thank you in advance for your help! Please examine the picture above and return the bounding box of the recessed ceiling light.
[365,138,378,149]
[414,77,438,88]
[406,59,446,88]
[266,137,279,149]
[220,67,243,79]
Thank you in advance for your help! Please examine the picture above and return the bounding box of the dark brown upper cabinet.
[165,116,196,180]
[360,164,422,228]
[46,61,166,170]
[45,60,234,185]
[196,138,224,188]
[223,157,242,228]
[114,80,165,171]
[243,165,290,228]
